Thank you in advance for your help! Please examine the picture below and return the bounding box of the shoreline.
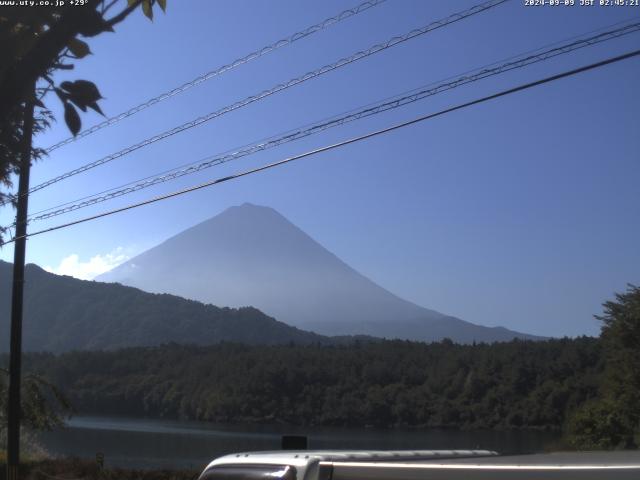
[61,412,564,433]
[33,414,562,469]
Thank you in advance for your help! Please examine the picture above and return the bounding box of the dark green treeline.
[14,337,602,430]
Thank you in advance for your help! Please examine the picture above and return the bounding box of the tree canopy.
[567,285,640,449]
[0,367,71,441]
[0,0,166,226]
[13,336,602,431]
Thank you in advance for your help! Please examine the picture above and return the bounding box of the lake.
[37,415,560,470]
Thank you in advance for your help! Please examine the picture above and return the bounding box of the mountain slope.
[98,203,540,343]
[0,261,328,353]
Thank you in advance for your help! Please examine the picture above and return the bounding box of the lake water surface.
[38,415,560,470]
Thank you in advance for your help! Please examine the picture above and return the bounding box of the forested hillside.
[17,337,602,430]
[0,261,329,352]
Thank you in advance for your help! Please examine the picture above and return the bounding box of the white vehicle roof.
[203,450,497,480]
[200,450,640,480]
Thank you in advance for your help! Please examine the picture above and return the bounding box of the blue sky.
[1,0,638,337]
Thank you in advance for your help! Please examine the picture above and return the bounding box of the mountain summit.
[98,203,539,342]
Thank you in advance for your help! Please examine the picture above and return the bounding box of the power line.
[44,0,388,153]
[4,48,638,247]
[28,20,640,220]
[16,0,508,203]
[25,20,640,224]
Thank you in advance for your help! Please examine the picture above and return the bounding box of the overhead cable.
[4,48,638,246]
[25,20,640,224]
[44,0,388,153]
[19,0,508,202]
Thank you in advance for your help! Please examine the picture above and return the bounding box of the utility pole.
[6,87,35,480]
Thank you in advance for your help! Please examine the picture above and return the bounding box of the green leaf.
[127,0,138,5]
[54,87,68,102]
[68,98,88,112]
[88,102,104,116]
[63,102,81,136]
[157,0,167,12]
[68,38,91,58]
[61,80,102,102]
[60,80,104,115]
[70,80,103,103]
[142,0,153,20]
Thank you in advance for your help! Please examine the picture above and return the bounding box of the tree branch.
[0,2,100,123]
[0,0,143,125]
[102,0,121,15]
[106,0,143,28]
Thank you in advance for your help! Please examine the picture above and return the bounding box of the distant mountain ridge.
[0,261,332,353]
[98,203,541,343]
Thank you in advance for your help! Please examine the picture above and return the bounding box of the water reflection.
[38,416,560,470]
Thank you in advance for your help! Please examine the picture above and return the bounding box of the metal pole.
[6,88,35,480]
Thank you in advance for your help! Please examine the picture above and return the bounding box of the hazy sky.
[1,0,638,337]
